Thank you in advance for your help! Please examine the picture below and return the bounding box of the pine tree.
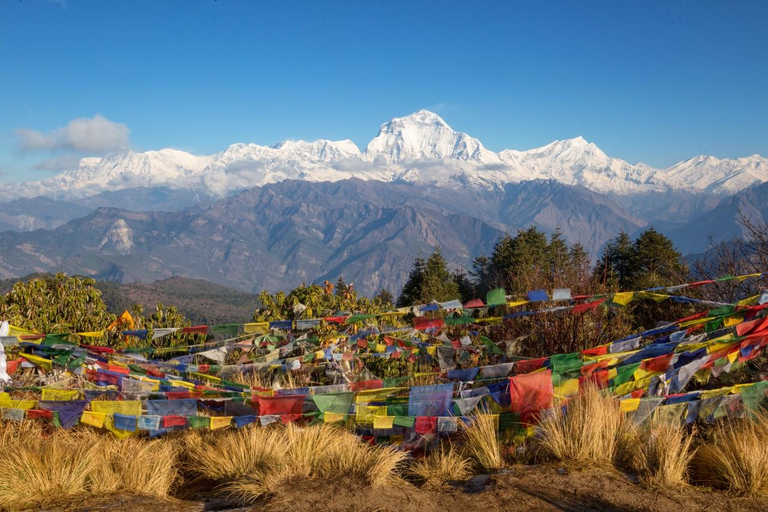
[594,231,634,289]
[334,275,346,297]
[397,249,460,306]
[629,228,688,289]
[397,255,426,307]
[374,288,394,307]
[470,255,493,299]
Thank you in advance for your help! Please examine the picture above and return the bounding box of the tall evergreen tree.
[397,249,460,306]
[334,275,346,297]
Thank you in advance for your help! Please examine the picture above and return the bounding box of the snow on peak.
[5,111,767,200]
[364,110,499,164]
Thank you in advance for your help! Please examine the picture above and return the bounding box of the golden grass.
[462,413,504,470]
[0,424,180,510]
[0,430,102,511]
[185,423,407,504]
[409,446,472,486]
[636,417,696,488]
[692,414,768,495]
[89,436,180,496]
[537,386,633,466]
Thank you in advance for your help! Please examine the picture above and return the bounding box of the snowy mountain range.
[7,110,768,200]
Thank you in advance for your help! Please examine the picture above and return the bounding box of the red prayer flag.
[166,391,202,400]
[6,359,20,375]
[256,395,305,415]
[107,364,130,375]
[350,380,383,392]
[163,415,187,428]
[509,370,554,419]
[514,357,547,374]
[463,299,485,308]
[572,298,607,315]
[27,409,54,420]
[413,317,444,331]
[182,325,209,335]
[581,345,609,357]
[640,353,674,373]
[414,416,437,434]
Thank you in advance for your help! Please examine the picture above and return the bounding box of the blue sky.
[1,0,766,182]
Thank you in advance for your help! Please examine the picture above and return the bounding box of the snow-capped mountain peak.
[5,110,768,200]
[364,110,500,164]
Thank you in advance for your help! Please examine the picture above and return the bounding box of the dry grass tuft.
[462,413,504,470]
[409,446,472,486]
[692,414,768,495]
[0,424,180,510]
[89,436,180,496]
[0,429,103,511]
[185,423,407,504]
[637,417,695,488]
[537,385,632,466]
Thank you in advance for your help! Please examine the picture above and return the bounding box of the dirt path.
[58,464,768,512]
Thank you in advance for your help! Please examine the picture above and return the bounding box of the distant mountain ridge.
[0,179,650,295]
[6,110,767,200]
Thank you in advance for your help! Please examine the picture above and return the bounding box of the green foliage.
[0,273,116,335]
[595,228,689,290]
[373,288,395,308]
[397,248,460,306]
[470,227,593,296]
[0,273,194,349]
[255,283,398,324]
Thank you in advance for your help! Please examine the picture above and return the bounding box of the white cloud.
[15,115,130,153]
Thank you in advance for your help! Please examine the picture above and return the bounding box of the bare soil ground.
[50,463,768,512]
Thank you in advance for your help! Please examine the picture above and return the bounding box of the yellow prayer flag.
[167,379,196,390]
[20,352,52,371]
[0,399,36,410]
[80,411,107,428]
[243,322,269,334]
[373,416,395,429]
[210,416,232,430]
[611,292,634,306]
[90,400,142,416]
[9,325,36,337]
[634,291,669,302]
[620,398,640,413]
[554,378,579,398]
[724,315,745,327]
[375,343,386,353]
[324,412,345,423]
[738,295,759,306]
[190,372,221,383]
[356,405,387,424]
[41,389,79,401]
[426,346,437,356]
[506,300,529,308]
[77,331,105,338]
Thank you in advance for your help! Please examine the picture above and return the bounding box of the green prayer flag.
[187,416,210,429]
[210,324,239,336]
[612,362,641,387]
[486,288,506,307]
[550,353,583,375]
[345,314,376,324]
[742,381,768,413]
[312,392,355,414]
[708,305,736,318]
[386,403,409,416]
[393,416,415,428]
